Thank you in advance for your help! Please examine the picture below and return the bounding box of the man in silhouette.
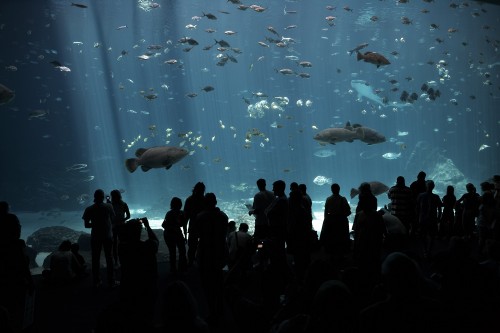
[82,189,116,288]
[249,178,275,242]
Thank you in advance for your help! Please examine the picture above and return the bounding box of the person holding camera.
[82,189,116,289]
[118,217,159,320]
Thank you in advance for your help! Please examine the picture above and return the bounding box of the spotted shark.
[351,79,413,108]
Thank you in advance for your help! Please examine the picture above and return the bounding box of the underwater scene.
[0,0,499,237]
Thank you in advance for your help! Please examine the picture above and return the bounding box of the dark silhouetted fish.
[350,181,389,199]
[0,83,15,105]
[125,146,189,173]
[356,51,391,68]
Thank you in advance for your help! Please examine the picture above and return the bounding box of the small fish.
[348,43,368,55]
[116,25,128,30]
[66,163,88,171]
[202,12,217,20]
[276,68,295,75]
[479,144,490,151]
[201,86,214,92]
[382,152,401,160]
[214,39,230,48]
[71,3,88,8]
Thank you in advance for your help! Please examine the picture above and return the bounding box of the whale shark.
[351,79,413,108]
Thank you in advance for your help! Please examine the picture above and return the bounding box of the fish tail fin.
[125,158,139,173]
[356,52,363,61]
[350,188,359,199]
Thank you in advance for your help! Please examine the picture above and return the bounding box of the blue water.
[0,0,499,221]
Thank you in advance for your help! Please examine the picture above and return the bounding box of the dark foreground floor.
[30,260,239,333]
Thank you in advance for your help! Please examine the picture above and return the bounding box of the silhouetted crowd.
[1,171,500,332]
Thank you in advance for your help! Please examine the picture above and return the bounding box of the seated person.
[43,240,83,284]
[71,243,87,276]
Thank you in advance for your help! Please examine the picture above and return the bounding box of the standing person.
[249,178,275,242]
[441,185,457,239]
[0,201,21,244]
[265,180,289,261]
[162,197,187,273]
[184,182,206,266]
[477,182,496,256]
[82,189,117,288]
[353,183,385,279]
[320,183,352,261]
[456,183,480,240]
[387,176,414,234]
[493,175,500,240]
[287,189,312,281]
[196,193,229,326]
[110,189,130,266]
[118,217,159,322]
[410,171,427,236]
[299,183,314,228]
[0,201,34,331]
[263,180,290,313]
[416,180,443,258]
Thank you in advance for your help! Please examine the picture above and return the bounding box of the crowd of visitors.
[1,172,500,332]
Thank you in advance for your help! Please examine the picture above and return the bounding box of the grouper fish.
[125,146,189,173]
[0,83,15,105]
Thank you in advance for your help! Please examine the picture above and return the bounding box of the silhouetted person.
[456,183,480,239]
[118,217,159,321]
[265,180,289,266]
[355,182,377,214]
[185,182,206,266]
[359,252,445,333]
[0,202,33,331]
[71,242,87,275]
[289,181,299,196]
[0,201,21,245]
[249,178,275,242]
[416,180,443,258]
[159,281,209,332]
[493,175,500,240]
[387,176,414,233]
[162,197,187,273]
[308,280,356,333]
[287,189,312,281]
[320,183,351,261]
[263,180,290,313]
[440,185,456,239]
[196,193,229,325]
[82,189,116,288]
[410,171,427,236]
[43,240,83,284]
[110,189,130,266]
[299,183,314,235]
[477,182,496,256]
[227,222,253,269]
[353,183,386,280]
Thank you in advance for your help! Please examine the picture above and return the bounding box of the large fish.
[125,146,189,173]
[313,126,359,145]
[350,181,389,199]
[0,83,15,105]
[353,126,386,145]
[350,80,413,108]
[356,51,390,68]
[350,80,387,106]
